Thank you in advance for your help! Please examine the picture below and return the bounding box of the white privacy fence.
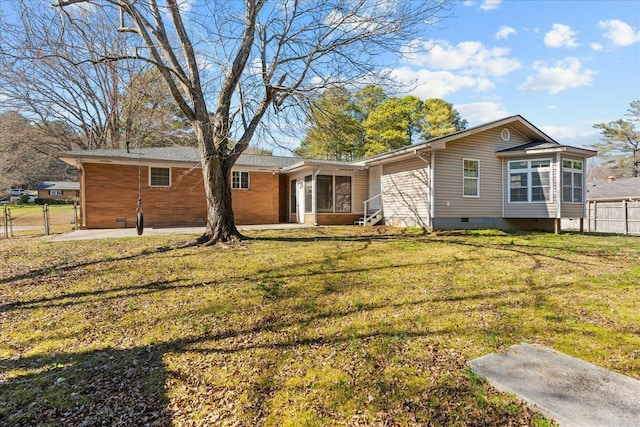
[587,199,640,235]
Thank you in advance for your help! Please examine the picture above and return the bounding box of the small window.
[49,190,62,196]
[463,159,479,197]
[232,171,249,189]
[150,167,170,187]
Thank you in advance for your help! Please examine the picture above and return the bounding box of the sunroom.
[280,159,369,226]
[497,142,596,231]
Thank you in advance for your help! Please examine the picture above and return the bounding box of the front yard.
[1,227,638,426]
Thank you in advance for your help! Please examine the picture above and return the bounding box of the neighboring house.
[56,115,596,232]
[32,181,80,201]
[584,177,640,235]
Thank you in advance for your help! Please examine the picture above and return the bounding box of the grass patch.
[1,226,639,425]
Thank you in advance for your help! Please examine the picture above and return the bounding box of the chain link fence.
[1,203,78,238]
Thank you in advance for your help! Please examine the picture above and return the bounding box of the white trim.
[462,158,480,198]
[149,166,171,187]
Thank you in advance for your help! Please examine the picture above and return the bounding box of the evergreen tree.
[592,100,640,178]
[295,86,364,161]
[362,95,423,156]
[421,98,468,140]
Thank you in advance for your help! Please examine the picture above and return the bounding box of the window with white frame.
[232,171,249,189]
[463,159,479,197]
[149,167,170,187]
[49,190,62,196]
[508,159,552,203]
[562,159,583,203]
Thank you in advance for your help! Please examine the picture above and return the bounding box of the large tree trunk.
[194,116,244,245]
[197,155,243,245]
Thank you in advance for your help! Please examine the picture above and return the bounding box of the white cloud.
[462,0,501,10]
[544,24,579,48]
[590,42,603,51]
[402,40,521,77]
[388,67,491,99]
[519,58,596,94]
[455,102,510,125]
[496,26,516,40]
[598,19,640,46]
[540,123,600,148]
[178,0,194,13]
[480,0,502,11]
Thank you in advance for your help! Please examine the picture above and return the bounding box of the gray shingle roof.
[496,141,560,152]
[32,181,80,190]
[586,178,640,200]
[58,147,301,169]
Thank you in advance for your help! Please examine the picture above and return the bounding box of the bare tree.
[0,2,146,149]
[0,112,78,193]
[44,0,451,244]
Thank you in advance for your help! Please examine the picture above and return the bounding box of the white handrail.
[363,193,382,226]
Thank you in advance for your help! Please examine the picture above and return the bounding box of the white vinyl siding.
[381,157,431,228]
[433,128,510,218]
[353,170,369,214]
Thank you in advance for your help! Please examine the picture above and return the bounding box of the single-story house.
[32,181,80,201]
[55,115,597,232]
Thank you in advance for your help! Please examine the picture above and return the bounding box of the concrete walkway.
[49,223,311,241]
[469,343,640,427]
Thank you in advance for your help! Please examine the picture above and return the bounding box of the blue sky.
[388,0,640,149]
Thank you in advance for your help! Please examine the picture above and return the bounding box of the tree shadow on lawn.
[0,279,563,426]
[0,241,198,287]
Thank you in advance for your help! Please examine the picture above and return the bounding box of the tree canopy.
[591,100,640,178]
[296,85,467,160]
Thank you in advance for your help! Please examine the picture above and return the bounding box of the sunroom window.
[317,175,352,213]
[562,160,583,203]
[508,159,551,203]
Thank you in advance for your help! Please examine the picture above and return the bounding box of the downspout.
[556,153,562,219]
[501,158,505,218]
[313,166,322,226]
[555,153,562,234]
[79,162,87,228]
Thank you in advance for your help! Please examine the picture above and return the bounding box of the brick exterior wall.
[81,163,281,228]
[231,171,282,225]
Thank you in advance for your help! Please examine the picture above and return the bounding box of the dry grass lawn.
[1,226,639,426]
